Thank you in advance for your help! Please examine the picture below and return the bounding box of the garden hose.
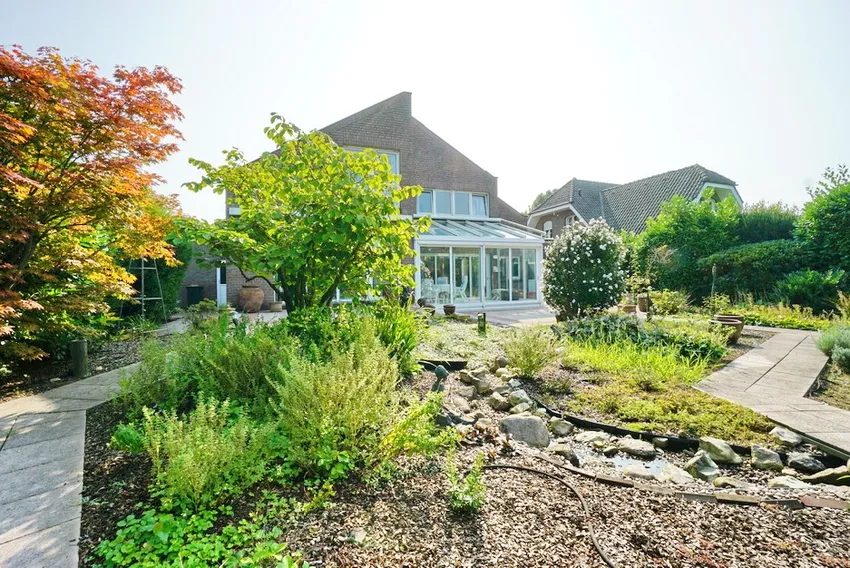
[483,463,618,568]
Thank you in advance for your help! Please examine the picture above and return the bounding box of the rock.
[655,464,695,485]
[788,452,826,473]
[546,443,580,466]
[768,476,812,489]
[349,527,366,544]
[602,446,619,457]
[458,370,478,385]
[496,355,509,369]
[549,418,574,437]
[507,389,533,407]
[781,467,800,477]
[534,407,549,418]
[470,367,488,379]
[487,392,511,411]
[510,402,533,414]
[770,426,803,447]
[456,385,476,399]
[801,466,850,486]
[623,464,656,481]
[496,368,512,378]
[446,395,471,414]
[507,378,522,389]
[699,436,743,465]
[49,377,62,383]
[652,437,668,449]
[751,445,784,471]
[475,375,498,395]
[499,415,550,448]
[713,476,755,489]
[475,417,494,429]
[685,451,721,482]
[616,438,657,459]
[94,365,104,372]
[592,440,608,450]
[574,431,610,444]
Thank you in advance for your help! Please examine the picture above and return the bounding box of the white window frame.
[416,190,489,218]
[543,220,553,238]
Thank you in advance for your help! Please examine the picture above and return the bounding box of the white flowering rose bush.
[543,218,626,319]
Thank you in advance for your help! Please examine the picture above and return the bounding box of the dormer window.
[417,190,488,217]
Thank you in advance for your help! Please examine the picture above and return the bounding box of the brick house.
[219,92,546,309]
[527,164,742,238]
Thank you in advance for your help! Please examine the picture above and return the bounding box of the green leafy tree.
[637,192,739,293]
[182,115,428,311]
[735,201,798,244]
[806,163,849,199]
[524,188,555,214]
[796,167,850,272]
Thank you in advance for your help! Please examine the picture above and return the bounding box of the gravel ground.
[79,401,152,565]
[0,338,146,403]
[282,448,850,568]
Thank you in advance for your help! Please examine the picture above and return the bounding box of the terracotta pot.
[621,304,637,314]
[269,301,285,313]
[238,286,264,313]
[443,304,457,316]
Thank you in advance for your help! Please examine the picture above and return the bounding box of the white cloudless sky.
[4,0,849,220]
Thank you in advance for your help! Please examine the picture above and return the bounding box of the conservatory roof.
[419,219,545,243]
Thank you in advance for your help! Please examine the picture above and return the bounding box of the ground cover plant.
[416,317,512,368]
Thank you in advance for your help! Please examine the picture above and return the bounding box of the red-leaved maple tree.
[0,45,183,361]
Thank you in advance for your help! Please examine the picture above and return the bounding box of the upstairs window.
[543,220,553,238]
[417,190,488,217]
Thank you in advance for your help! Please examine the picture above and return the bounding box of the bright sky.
[5,0,849,221]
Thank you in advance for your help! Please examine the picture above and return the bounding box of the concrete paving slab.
[764,411,848,434]
[0,516,79,568]
[0,456,83,506]
[810,432,850,451]
[2,412,86,450]
[0,481,82,544]
[0,433,84,476]
[40,383,120,402]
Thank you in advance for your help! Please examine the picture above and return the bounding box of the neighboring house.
[221,92,545,309]
[527,164,742,237]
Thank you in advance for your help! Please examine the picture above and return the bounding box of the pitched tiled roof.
[601,164,737,233]
[532,178,619,219]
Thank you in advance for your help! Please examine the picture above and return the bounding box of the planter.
[238,286,264,313]
[620,304,637,314]
[637,296,651,313]
[443,304,457,316]
[710,318,744,344]
[715,313,744,321]
[268,301,285,313]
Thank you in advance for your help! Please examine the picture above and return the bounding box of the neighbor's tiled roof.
[601,164,737,233]
[532,178,619,220]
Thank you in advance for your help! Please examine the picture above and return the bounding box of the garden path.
[697,327,850,459]
[0,363,137,568]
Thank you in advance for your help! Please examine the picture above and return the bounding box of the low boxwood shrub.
[774,269,845,314]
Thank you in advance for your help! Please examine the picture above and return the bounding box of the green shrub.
[796,177,850,271]
[834,346,850,374]
[269,325,400,482]
[774,269,844,314]
[142,399,272,507]
[817,325,850,357]
[446,451,486,515]
[696,240,811,298]
[120,316,294,418]
[380,392,458,459]
[373,301,425,375]
[650,289,690,316]
[110,423,145,454]
[736,201,798,244]
[702,293,732,315]
[543,218,626,319]
[503,327,558,378]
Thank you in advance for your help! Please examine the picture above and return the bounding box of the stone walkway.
[697,327,850,458]
[0,363,137,568]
